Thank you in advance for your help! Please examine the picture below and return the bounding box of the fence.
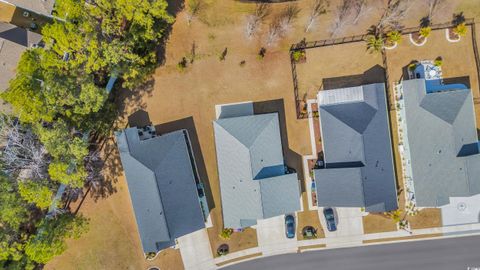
[289,18,479,119]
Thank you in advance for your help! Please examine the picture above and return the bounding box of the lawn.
[44,0,480,268]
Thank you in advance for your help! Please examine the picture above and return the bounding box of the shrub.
[419,26,431,38]
[219,228,233,240]
[177,57,188,71]
[257,47,266,60]
[408,63,417,71]
[434,58,442,67]
[292,50,305,62]
[453,22,467,37]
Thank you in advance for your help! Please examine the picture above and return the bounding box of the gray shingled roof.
[214,113,300,228]
[402,79,480,207]
[0,22,42,92]
[116,128,205,253]
[5,0,55,16]
[314,83,398,212]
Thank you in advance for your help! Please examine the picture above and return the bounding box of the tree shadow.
[322,64,385,90]
[114,78,155,122]
[155,0,186,66]
[154,117,215,213]
[252,99,305,193]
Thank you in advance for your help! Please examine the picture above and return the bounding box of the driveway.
[177,229,215,270]
[318,207,364,247]
[256,215,298,256]
[442,194,480,226]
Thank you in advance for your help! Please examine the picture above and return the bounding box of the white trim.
[445,29,461,43]
[409,34,427,46]
[384,42,398,50]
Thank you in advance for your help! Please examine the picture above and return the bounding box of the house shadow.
[154,117,215,213]
[443,76,471,89]
[128,109,151,127]
[252,99,306,193]
[322,64,385,90]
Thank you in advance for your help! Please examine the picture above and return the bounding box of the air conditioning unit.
[23,11,30,17]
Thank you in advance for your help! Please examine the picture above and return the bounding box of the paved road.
[223,235,480,270]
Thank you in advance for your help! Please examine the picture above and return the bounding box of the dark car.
[285,214,296,238]
[323,208,337,232]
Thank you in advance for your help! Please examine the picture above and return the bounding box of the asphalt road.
[223,235,480,270]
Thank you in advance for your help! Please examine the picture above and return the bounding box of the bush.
[219,228,233,240]
[292,50,305,62]
[177,57,188,71]
[257,47,266,60]
[434,58,442,67]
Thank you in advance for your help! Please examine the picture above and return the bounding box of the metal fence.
[289,18,479,119]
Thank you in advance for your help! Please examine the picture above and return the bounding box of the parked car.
[323,208,337,232]
[285,214,296,238]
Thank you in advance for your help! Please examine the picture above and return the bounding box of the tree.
[0,115,48,179]
[366,35,384,53]
[0,174,29,231]
[186,0,203,25]
[34,121,88,163]
[266,4,300,46]
[386,30,402,44]
[377,0,412,31]
[25,214,88,264]
[419,26,432,37]
[330,0,352,37]
[245,3,271,39]
[305,0,329,33]
[48,161,87,188]
[18,181,53,210]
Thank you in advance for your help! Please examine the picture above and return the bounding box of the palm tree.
[366,35,384,53]
[419,26,432,38]
[386,30,402,44]
[453,22,467,37]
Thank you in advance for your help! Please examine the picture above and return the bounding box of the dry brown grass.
[298,243,327,251]
[44,0,480,269]
[363,213,398,234]
[297,209,325,240]
[45,162,184,270]
[407,208,443,229]
[0,2,15,22]
[207,228,258,258]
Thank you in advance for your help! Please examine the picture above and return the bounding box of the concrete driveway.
[318,207,364,247]
[442,194,480,226]
[256,215,298,256]
[177,229,215,270]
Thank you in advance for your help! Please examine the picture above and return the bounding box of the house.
[116,126,208,254]
[0,22,42,92]
[314,83,398,212]
[213,112,300,229]
[2,0,55,17]
[398,72,480,208]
